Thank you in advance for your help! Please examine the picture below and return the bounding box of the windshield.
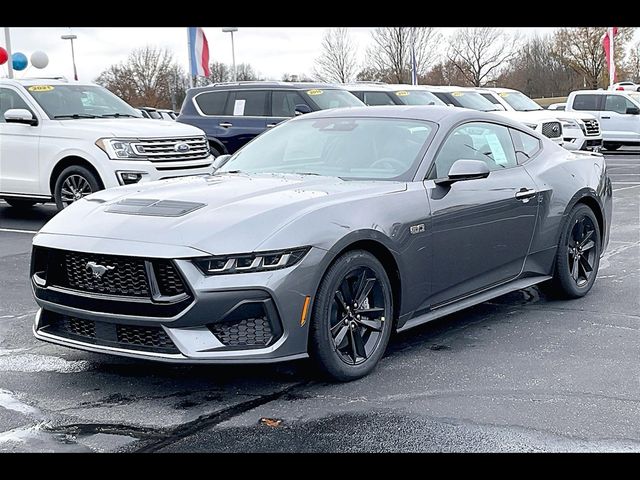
[219,117,434,181]
[303,89,363,109]
[625,92,640,104]
[394,90,445,106]
[498,91,543,111]
[26,84,142,119]
[449,91,500,111]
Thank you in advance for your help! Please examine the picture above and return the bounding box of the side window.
[227,90,269,116]
[363,91,396,106]
[430,122,517,179]
[480,93,501,105]
[271,90,309,117]
[350,91,365,102]
[604,95,635,114]
[0,88,32,122]
[194,91,228,116]
[510,128,542,164]
[572,94,600,111]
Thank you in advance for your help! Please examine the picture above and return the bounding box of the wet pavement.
[0,151,638,452]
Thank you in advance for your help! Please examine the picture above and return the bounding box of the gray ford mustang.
[31,106,612,381]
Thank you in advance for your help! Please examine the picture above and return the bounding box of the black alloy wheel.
[567,215,597,287]
[309,250,393,381]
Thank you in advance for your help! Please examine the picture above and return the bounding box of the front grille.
[154,261,186,297]
[582,119,600,136]
[60,251,149,297]
[541,121,562,139]
[133,136,209,163]
[41,311,180,354]
[116,324,176,350]
[209,317,274,348]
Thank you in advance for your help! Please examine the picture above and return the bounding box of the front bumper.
[101,156,214,189]
[562,133,603,151]
[31,240,328,363]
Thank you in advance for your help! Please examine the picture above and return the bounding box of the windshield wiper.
[100,113,138,118]
[293,172,321,176]
[53,114,98,119]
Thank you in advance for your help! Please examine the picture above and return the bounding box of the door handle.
[601,116,611,119]
[219,122,233,128]
[515,188,537,201]
[266,123,277,128]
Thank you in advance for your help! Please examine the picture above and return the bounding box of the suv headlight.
[193,247,310,275]
[558,118,579,129]
[96,138,144,160]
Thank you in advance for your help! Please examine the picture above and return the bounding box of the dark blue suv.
[177,82,364,156]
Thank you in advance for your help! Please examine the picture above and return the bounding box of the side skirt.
[396,275,551,333]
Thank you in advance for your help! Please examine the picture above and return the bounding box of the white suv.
[477,87,602,152]
[0,78,213,210]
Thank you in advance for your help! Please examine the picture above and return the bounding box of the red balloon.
[0,47,8,66]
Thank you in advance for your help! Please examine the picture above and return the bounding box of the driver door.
[423,121,539,307]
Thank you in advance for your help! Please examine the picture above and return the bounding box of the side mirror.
[4,108,37,126]
[294,104,312,116]
[626,106,640,115]
[212,154,231,171]
[435,159,490,186]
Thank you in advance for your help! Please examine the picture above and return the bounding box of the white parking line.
[613,185,640,192]
[0,228,38,234]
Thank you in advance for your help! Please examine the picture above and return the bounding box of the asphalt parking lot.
[0,151,638,452]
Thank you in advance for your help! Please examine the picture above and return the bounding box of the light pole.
[61,34,78,80]
[222,27,238,81]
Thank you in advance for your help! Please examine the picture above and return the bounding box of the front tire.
[309,250,394,381]
[4,199,37,209]
[549,204,601,299]
[54,165,101,211]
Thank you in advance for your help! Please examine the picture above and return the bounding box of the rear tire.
[54,165,102,211]
[603,143,621,151]
[4,199,37,209]
[549,204,601,299]
[309,250,394,382]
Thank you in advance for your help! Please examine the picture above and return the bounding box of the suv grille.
[582,119,600,136]
[541,121,562,139]
[133,136,209,162]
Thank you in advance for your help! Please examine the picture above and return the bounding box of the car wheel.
[309,250,394,381]
[549,204,601,299]
[54,165,101,211]
[209,143,222,158]
[4,199,37,209]
[603,143,621,151]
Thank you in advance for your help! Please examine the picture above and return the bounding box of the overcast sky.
[0,27,592,81]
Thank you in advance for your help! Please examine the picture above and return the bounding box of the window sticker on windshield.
[307,89,323,96]
[452,92,464,97]
[233,99,246,116]
[28,85,54,92]
[485,133,507,164]
[396,91,409,96]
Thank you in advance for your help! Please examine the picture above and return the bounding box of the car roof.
[486,87,517,93]
[344,83,395,91]
[0,77,101,88]
[188,81,347,93]
[422,85,482,93]
[571,89,622,95]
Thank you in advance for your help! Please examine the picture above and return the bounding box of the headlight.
[558,118,579,129]
[193,247,311,275]
[96,138,144,160]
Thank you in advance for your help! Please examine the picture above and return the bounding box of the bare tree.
[95,46,188,109]
[552,27,634,89]
[282,73,314,82]
[422,59,472,87]
[236,63,259,81]
[623,42,640,84]
[313,28,359,83]
[366,27,440,84]
[207,61,230,83]
[447,28,518,87]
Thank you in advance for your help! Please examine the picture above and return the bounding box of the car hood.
[54,118,205,138]
[39,173,406,255]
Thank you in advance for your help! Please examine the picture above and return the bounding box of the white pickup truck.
[0,78,213,210]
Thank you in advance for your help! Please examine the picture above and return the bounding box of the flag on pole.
[602,27,618,87]
[188,27,210,78]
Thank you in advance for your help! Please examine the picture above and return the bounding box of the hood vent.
[105,198,205,217]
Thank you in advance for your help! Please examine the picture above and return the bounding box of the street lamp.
[61,34,78,81]
[222,27,238,82]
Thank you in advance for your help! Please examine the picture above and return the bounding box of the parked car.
[345,83,445,106]
[547,103,566,111]
[566,89,640,150]
[31,106,611,381]
[424,86,565,146]
[478,88,602,152]
[609,81,640,92]
[177,81,364,156]
[159,109,177,120]
[138,107,162,119]
[0,79,214,210]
